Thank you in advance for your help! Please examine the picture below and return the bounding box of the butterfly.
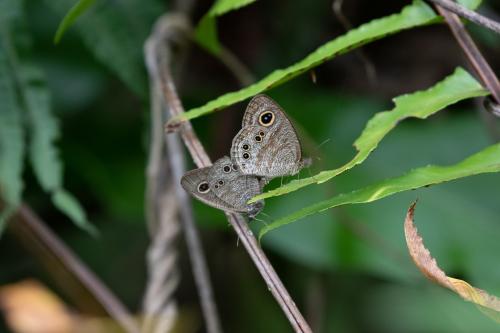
[230,94,306,179]
[181,156,265,218]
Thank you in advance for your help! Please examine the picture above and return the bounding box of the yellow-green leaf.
[171,0,438,125]
[173,0,482,126]
[259,143,500,239]
[250,68,488,203]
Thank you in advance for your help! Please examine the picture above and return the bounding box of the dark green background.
[1,0,499,332]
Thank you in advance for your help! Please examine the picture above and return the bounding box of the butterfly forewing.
[231,94,303,178]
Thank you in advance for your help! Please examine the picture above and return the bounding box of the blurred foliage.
[53,0,97,44]
[0,0,89,231]
[0,0,499,332]
[195,0,258,54]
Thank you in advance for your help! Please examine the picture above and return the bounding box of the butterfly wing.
[181,156,265,217]
[231,95,302,178]
[209,157,264,216]
[181,166,245,213]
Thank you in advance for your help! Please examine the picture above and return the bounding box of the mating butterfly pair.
[181,95,306,218]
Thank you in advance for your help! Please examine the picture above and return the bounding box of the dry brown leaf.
[404,202,500,322]
[0,279,197,333]
[0,279,75,333]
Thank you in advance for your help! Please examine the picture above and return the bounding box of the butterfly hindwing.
[181,156,265,217]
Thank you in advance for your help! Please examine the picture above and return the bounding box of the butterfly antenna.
[311,138,331,163]
[251,216,269,227]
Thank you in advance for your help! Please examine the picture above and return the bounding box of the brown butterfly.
[230,94,307,179]
[181,156,265,218]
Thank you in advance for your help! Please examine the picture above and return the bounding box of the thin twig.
[13,204,139,333]
[332,0,377,85]
[150,13,312,333]
[225,213,312,333]
[427,0,500,35]
[217,45,256,87]
[433,3,500,104]
[146,14,223,333]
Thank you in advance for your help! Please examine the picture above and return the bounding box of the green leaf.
[173,0,438,124]
[195,0,258,54]
[53,0,96,44]
[20,62,95,232]
[195,14,221,55]
[250,68,489,203]
[52,189,97,235]
[259,143,500,239]
[0,36,25,230]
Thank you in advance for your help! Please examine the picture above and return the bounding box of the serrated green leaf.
[174,0,438,124]
[22,65,62,191]
[195,0,258,54]
[259,143,500,239]
[52,189,97,235]
[0,37,25,230]
[2,6,94,233]
[250,68,489,203]
[53,0,96,44]
[20,61,94,233]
